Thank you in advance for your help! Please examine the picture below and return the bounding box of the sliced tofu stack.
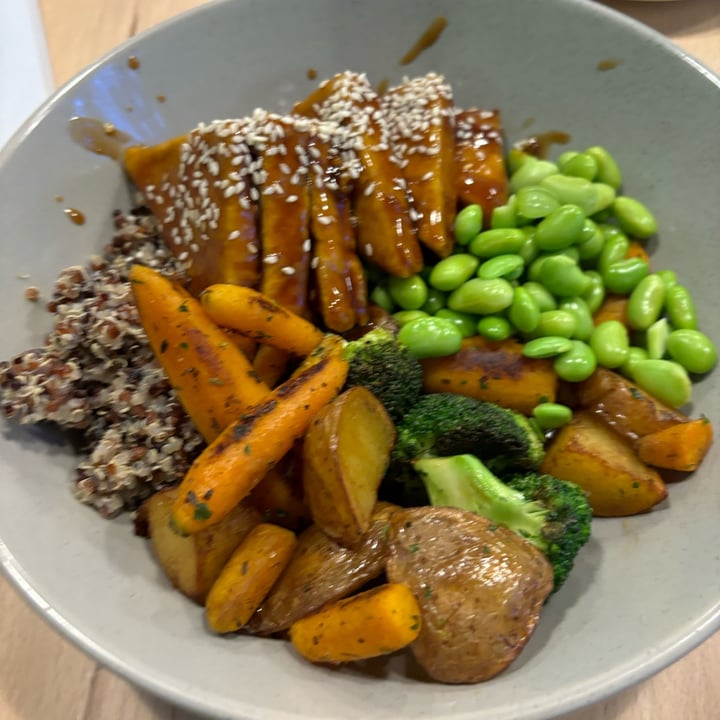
[295,71,422,278]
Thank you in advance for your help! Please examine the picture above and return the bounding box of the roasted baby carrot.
[205,523,297,633]
[200,284,324,356]
[636,417,713,472]
[171,334,349,535]
[289,583,421,664]
[130,264,269,442]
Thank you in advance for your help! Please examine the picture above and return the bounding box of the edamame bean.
[490,195,519,229]
[453,204,484,245]
[558,151,598,181]
[627,274,666,330]
[582,270,606,314]
[553,340,597,382]
[602,257,649,294]
[556,151,579,167]
[560,297,594,341]
[421,288,447,315]
[665,284,698,330]
[523,335,574,358]
[397,316,463,359]
[388,274,428,310]
[533,310,578,338]
[469,228,527,257]
[535,204,587,251]
[631,359,691,408]
[539,255,592,297]
[656,269,677,290]
[477,315,515,341]
[532,402,573,429]
[429,254,479,292]
[667,329,718,374]
[517,228,539,264]
[507,148,535,175]
[646,317,670,360]
[597,231,629,275]
[509,286,540,333]
[477,254,525,280]
[509,159,559,192]
[523,281,557,312]
[540,175,616,216]
[612,196,658,239]
[590,320,629,368]
[436,309,478,338]
[448,278,515,315]
[393,310,430,327]
[577,219,605,262]
[585,146,623,189]
[620,346,649,378]
[370,285,394,312]
[516,185,560,220]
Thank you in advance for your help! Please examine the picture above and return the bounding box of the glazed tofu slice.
[123,119,261,295]
[455,109,509,222]
[248,112,312,316]
[307,133,368,332]
[295,72,422,278]
[384,73,457,258]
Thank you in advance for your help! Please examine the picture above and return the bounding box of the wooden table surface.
[1,1,719,718]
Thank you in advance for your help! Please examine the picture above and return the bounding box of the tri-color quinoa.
[0,208,203,517]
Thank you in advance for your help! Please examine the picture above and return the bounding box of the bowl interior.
[1,1,720,719]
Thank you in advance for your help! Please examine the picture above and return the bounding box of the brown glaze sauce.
[64,208,86,225]
[128,55,140,70]
[597,58,623,72]
[68,116,135,161]
[399,16,448,65]
[517,130,571,159]
[156,94,167,103]
[306,67,317,80]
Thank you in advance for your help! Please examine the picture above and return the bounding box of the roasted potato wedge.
[248,502,398,635]
[144,486,261,604]
[303,386,396,547]
[387,506,553,683]
[540,410,667,516]
[577,367,689,442]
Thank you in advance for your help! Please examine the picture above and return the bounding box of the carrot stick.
[171,334,349,535]
[200,284,324,356]
[205,523,297,633]
[253,344,293,387]
[593,294,629,328]
[626,240,650,264]
[636,417,713,472]
[130,264,269,442]
[289,583,421,664]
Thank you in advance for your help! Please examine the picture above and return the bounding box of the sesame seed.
[280,266,296,276]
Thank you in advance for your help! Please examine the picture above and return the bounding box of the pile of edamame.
[370,145,717,425]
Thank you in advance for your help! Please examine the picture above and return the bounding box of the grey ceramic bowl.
[1,1,719,718]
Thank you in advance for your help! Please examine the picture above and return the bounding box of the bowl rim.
[1,0,720,718]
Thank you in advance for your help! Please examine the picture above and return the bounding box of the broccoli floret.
[393,392,545,471]
[414,454,591,590]
[343,326,422,422]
